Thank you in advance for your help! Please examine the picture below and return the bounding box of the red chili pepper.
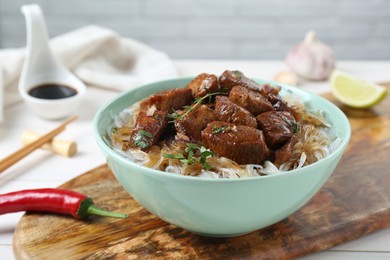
[0,188,128,219]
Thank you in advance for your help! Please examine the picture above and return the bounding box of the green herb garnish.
[167,111,181,121]
[132,130,153,149]
[163,143,213,169]
[185,143,200,151]
[163,153,185,160]
[168,92,222,122]
[111,127,118,133]
[294,122,301,134]
[211,125,226,134]
[139,130,152,138]
[199,146,213,170]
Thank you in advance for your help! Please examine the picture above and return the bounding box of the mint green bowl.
[93,78,351,237]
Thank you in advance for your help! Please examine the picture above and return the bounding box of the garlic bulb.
[285,31,335,81]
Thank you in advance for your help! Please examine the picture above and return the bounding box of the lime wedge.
[330,70,387,108]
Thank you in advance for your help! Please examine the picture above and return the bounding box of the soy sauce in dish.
[28,84,77,100]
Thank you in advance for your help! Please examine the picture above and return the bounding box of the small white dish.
[18,4,86,120]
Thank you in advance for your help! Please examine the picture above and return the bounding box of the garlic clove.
[285,30,335,81]
[274,70,298,86]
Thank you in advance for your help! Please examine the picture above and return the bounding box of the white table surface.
[1,60,390,259]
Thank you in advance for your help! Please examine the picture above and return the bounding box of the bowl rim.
[93,77,351,183]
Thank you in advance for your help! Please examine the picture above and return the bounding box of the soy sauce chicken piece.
[140,88,193,112]
[174,104,216,143]
[219,70,263,93]
[256,111,296,148]
[229,85,274,115]
[130,110,168,150]
[186,73,220,98]
[214,96,257,128]
[201,121,270,165]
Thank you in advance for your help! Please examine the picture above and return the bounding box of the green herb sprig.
[199,146,213,169]
[133,130,153,149]
[168,92,222,122]
[163,143,213,170]
[111,127,118,133]
[211,125,226,134]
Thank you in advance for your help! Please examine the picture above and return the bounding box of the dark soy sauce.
[28,84,77,100]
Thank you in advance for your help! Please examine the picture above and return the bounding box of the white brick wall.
[0,0,389,59]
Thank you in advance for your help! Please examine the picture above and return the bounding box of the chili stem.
[87,205,128,219]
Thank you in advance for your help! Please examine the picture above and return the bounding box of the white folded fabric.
[0,25,178,122]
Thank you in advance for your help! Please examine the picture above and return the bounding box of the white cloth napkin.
[0,25,178,122]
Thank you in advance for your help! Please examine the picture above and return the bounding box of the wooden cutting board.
[13,86,390,260]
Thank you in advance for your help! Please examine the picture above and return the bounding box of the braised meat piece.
[256,111,296,148]
[259,84,281,96]
[229,85,274,115]
[274,135,298,167]
[186,73,220,98]
[265,93,288,111]
[259,84,287,111]
[140,88,193,112]
[214,96,257,128]
[202,121,270,165]
[174,104,216,143]
[219,70,262,93]
[130,110,168,150]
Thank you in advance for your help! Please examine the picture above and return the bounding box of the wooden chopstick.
[0,116,78,173]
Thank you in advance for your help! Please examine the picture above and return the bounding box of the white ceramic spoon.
[19,4,86,120]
